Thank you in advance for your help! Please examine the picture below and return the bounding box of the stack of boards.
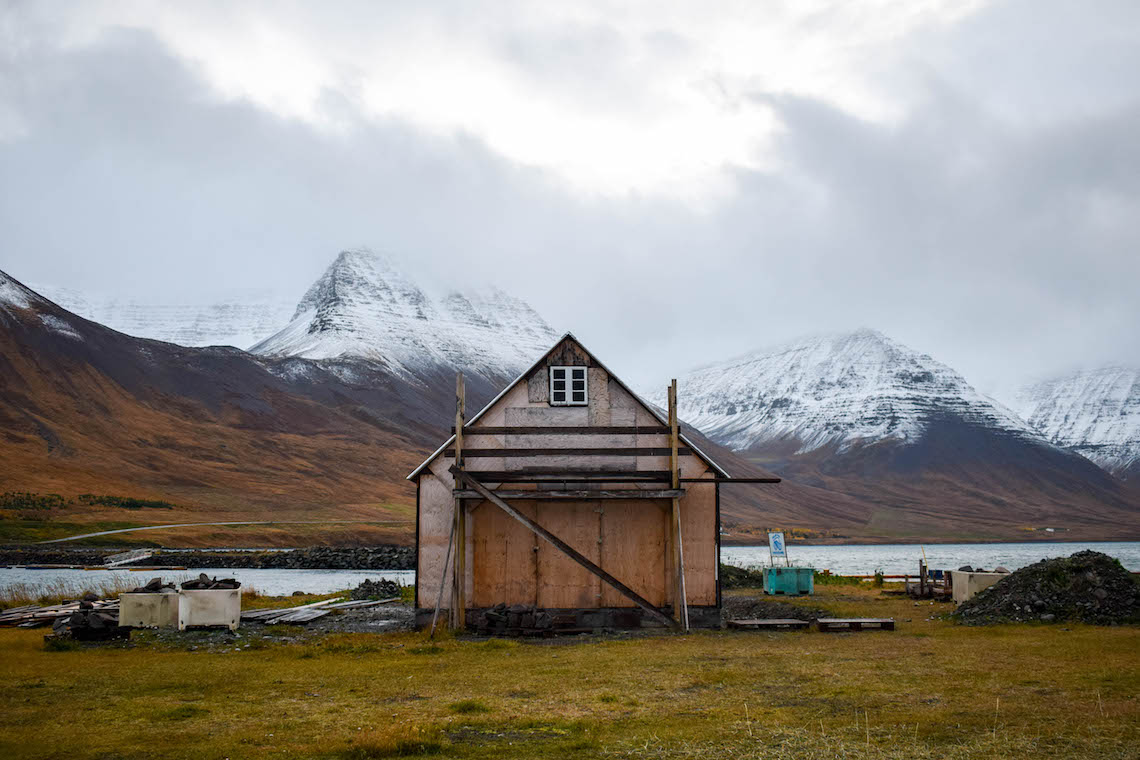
[240,597,398,625]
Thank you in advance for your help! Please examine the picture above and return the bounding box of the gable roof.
[407,332,730,480]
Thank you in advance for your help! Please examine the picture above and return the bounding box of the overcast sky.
[2,0,1138,394]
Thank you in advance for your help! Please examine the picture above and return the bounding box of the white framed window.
[550,366,588,405]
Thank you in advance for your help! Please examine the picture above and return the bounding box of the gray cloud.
[1,2,1138,396]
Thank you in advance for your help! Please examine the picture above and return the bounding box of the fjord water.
[2,543,1136,598]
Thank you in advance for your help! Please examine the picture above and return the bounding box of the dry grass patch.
[0,586,1136,759]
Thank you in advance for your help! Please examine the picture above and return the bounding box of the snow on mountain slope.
[32,284,295,349]
[251,249,558,379]
[1010,368,1140,477]
[672,328,1039,453]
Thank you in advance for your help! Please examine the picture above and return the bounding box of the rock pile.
[720,564,767,589]
[480,603,553,634]
[955,550,1139,626]
[181,573,241,590]
[128,577,176,593]
[350,578,402,600]
[148,546,415,570]
[51,593,128,641]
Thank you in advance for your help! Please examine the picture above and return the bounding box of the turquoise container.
[762,567,815,596]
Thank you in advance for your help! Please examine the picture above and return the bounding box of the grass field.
[1,585,1136,759]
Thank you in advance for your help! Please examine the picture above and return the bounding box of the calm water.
[721,541,1140,575]
[2,542,1136,597]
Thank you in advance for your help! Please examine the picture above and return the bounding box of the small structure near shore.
[408,334,778,633]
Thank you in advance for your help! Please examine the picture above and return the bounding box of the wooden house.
[408,333,775,632]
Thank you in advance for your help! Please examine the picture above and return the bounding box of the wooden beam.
[451,466,678,630]
[444,448,694,458]
[451,426,675,435]
[453,372,466,631]
[453,489,685,500]
[679,477,781,484]
[467,470,670,482]
[668,379,689,631]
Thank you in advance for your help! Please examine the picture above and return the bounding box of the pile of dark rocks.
[955,550,1140,626]
[479,603,554,634]
[51,593,127,641]
[147,545,414,570]
[127,577,176,593]
[720,564,767,589]
[181,573,241,590]
[350,578,402,600]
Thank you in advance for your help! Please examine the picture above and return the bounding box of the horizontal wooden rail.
[679,477,781,484]
[444,448,693,458]
[452,425,675,435]
[467,470,671,482]
[453,489,685,500]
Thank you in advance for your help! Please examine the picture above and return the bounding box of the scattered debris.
[0,595,120,629]
[955,550,1140,625]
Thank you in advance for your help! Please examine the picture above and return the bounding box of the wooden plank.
[453,426,674,435]
[679,477,782,483]
[599,500,668,607]
[467,470,670,482]
[536,501,600,609]
[454,489,685,500]
[727,618,811,630]
[445,448,694,458]
[453,371,466,631]
[668,379,688,631]
[471,500,538,608]
[817,618,896,632]
[452,466,678,629]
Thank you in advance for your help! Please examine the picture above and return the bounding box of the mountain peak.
[252,250,558,379]
[1013,366,1140,477]
[675,328,1036,453]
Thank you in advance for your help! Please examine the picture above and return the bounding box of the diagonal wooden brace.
[450,466,678,630]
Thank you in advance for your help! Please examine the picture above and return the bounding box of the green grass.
[0,586,1136,759]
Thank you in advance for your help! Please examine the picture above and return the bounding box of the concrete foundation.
[415,605,721,631]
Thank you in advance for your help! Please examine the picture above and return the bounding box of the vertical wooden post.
[452,372,466,630]
[669,379,689,631]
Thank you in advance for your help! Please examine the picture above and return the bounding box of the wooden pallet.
[727,618,811,630]
[817,618,895,632]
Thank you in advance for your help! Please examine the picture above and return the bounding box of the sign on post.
[768,531,787,566]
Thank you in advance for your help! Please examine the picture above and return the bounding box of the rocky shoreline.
[0,545,414,570]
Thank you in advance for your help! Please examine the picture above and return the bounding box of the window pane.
[572,392,586,403]
[553,391,566,402]
[572,380,584,391]
[553,380,565,391]
[552,368,565,379]
[572,368,585,379]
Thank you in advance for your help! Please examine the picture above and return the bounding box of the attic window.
[550,366,587,405]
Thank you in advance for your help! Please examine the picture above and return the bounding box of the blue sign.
[768,531,786,558]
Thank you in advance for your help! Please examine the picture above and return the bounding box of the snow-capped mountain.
[251,249,558,380]
[1010,368,1140,478]
[672,328,1039,454]
[31,284,295,350]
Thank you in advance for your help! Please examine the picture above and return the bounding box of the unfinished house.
[408,333,776,633]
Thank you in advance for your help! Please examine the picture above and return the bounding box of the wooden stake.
[429,517,455,639]
[669,380,689,631]
[451,466,678,629]
[453,372,466,630]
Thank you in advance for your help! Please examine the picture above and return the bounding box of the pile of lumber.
[0,597,120,629]
[240,597,398,626]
